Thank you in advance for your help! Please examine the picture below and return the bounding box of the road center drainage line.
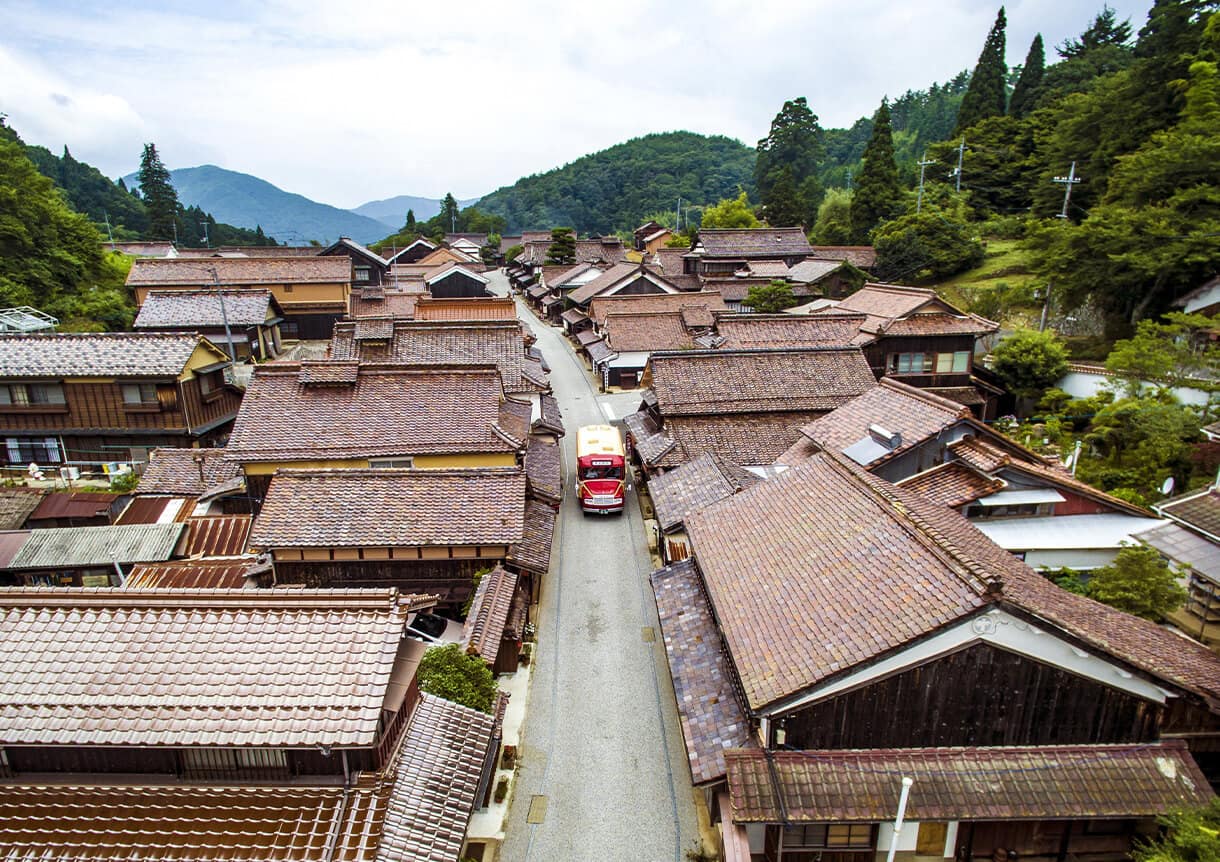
[626,492,684,862]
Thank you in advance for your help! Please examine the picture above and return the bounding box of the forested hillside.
[475,132,756,234]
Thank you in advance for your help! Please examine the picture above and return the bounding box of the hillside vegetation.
[475,131,756,234]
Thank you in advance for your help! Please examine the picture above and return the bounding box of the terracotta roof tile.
[134,289,276,328]
[330,320,546,394]
[0,489,43,530]
[0,332,216,378]
[589,292,728,327]
[647,347,876,415]
[533,393,565,437]
[649,454,761,532]
[652,560,755,785]
[137,447,243,497]
[0,782,388,861]
[525,438,562,504]
[0,587,420,747]
[693,229,813,258]
[880,311,999,337]
[128,256,351,286]
[226,363,517,463]
[251,468,526,548]
[510,499,557,575]
[568,262,669,305]
[715,314,865,349]
[461,564,519,664]
[623,410,678,468]
[726,741,1214,823]
[380,693,496,862]
[350,290,419,320]
[1156,487,1220,538]
[664,413,826,468]
[897,462,1006,507]
[604,311,697,352]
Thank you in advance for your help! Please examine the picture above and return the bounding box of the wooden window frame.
[0,382,67,412]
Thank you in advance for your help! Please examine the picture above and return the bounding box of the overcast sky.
[1,0,1151,210]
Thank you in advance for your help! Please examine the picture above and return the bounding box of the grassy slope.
[932,238,1044,329]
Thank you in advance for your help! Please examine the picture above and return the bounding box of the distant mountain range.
[122,165,475,245]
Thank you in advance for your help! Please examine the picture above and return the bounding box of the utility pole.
[171,221,178,247]
[676,196,681,231]
[846,170,852,193]
[208,265,237,364]
[916,154,935,214]
[953,138,966,193]
[199,221,210,249]
[1053,161,1082,219]
[1039,280,1053,331]
[103,211,115,249]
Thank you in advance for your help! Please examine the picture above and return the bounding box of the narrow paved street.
[490,271,700,862]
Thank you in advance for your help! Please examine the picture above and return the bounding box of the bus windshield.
[580,464,623,480]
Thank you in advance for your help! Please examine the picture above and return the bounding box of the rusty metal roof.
[29,491,120,522]
[182,515,253,558]
[0,587,418,748]
[125,559,268,589]
[725,741,1215,823]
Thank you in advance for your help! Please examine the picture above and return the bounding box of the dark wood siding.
[178,378,242,433]
[864,334,977,384]
[279,312,342,340]
[4,744,352,779]
[273,559,490,611]
[429,272,489,299]
[782,642,1161,750]
[0,381,188,435]
[616,277,666,296]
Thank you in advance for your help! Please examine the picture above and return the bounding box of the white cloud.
[0,0,1153,209]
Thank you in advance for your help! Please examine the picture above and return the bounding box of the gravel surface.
[491,271,699,862]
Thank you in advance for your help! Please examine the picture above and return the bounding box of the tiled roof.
[462,564,518,664]
[128,256,351,286]
[534,393,565,436]
[647,347,876,416]
[684,453,999,710]
[652,560,754,786]
[0,489,44,530]
[0,782,388,861]
[833,282,937,319]
[378,693,496,862]
[0,587,421,747]
[561,308,590,326]
[510,499,557,575]
[1137,522,1220,582]
[623,410,678,468]
[177,245,321,258]
[897,462,1006,507]
[350,290,419,319]
[663,413,826,468]
[134,289,276,328]
[124,558,267,589]
[7,523,185,569]
[828,283,995,340]
[546,261,601,287]
[1156,487,1220,538]
[226,363,517,462]
[740,260,790,278]
[603,311,696,352]
[787,259,849,282]
[693,228,813,258]
[567,262,654,305]
[576,329,602,347]
[809,246,877,268]
[0,332,211,377]
[498,397,532,447]
[949,435,1012,471]
[525,438,562,504]
[323,236,390,266]
[585,339,614,364]
[330,320,547,394]
[251,468,525,548]
[589,291,728,327]
[696,278,773,303]
[714,313,865,349]
[787,379,970,467]
[137,447,244,496]
[880,311,999,337]
[649,453,761,532]
[725,741,1214,823]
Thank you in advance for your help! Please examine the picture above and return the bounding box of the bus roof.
[576,424,625,458]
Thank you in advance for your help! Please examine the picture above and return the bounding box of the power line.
[1052,162,1082,219]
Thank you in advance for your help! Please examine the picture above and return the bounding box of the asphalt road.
[491,271,700,862]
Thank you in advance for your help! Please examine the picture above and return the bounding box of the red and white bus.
[576,424,626,515]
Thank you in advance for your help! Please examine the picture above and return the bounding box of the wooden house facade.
[0,333,241,472]
[650,453,1220,862]
[319,237,390,287]
[426,263,491,298]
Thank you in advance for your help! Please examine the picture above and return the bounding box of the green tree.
[438,193,460,232]
[481,232,501,265]
[1086,545,1187,620]
[756,97,825,228]
[700,191,761,229]
[137,143,180,242]
[1133,798,1220,862]
[1082,395,1202,498]
[849,99,902,242]
[1058,5,1133,58]
[955,7,1009,135]
[1008,34,1045,118]
[545,227,576,265]
[416,643,497,713]
[504,244,524,263]
[871,206,984,281]
[1105,312,1220,398]
[405,208,416,231]
[990,329,1070,401]
[811,188,853,245]
[744,280,798,313]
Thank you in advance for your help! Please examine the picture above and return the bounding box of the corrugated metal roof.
[125,559,268,589]
[0,531,31,569]
[182,515,253,558]
[0,587,420,748]
[29,491,120,522]
[7,523,186,569]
